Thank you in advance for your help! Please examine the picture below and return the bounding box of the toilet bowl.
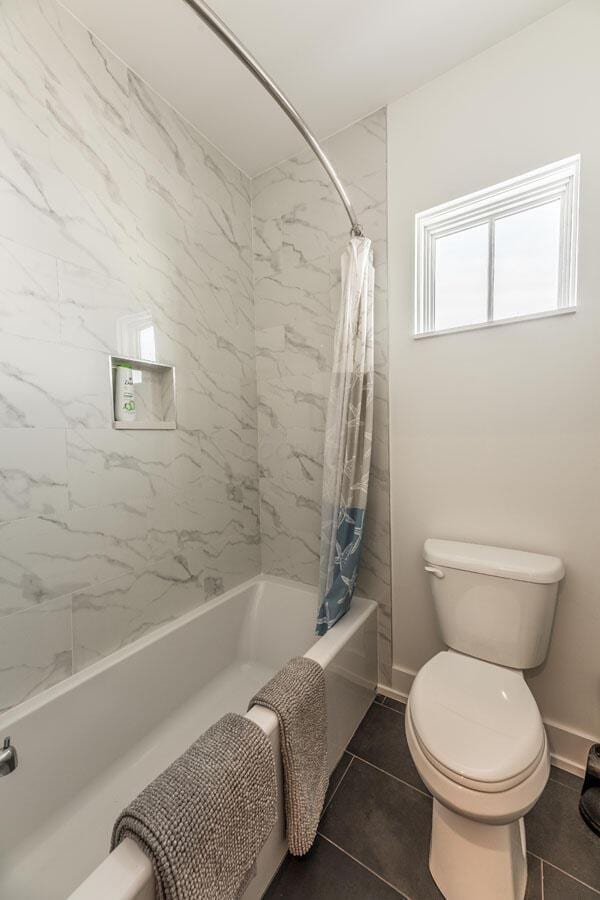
[407,539,564,900]
[406,651,550,900]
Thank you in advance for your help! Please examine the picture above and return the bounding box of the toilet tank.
[423,539,564,669]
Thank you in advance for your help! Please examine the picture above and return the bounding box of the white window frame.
[414,156,580,337]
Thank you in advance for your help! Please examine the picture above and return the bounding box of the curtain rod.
[180,0,363,237]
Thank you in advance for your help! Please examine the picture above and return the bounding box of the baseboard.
[384,664,595,778]
[377,682,408,704]
[544,719,596,778]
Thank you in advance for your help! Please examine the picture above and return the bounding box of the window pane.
[434,223,489,331]
[493,200,561,320]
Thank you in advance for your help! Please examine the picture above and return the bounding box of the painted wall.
[388,0,600,754]
[0,0,260,711]
[252,110,393,684]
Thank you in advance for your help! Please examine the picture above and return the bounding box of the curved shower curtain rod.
[181,0,364,237]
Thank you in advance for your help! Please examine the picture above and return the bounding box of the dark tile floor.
[265,695,600,899]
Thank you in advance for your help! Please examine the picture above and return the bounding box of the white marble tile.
[254,242,331,330]
[0,0,130,141]
[66,428,175,511]
[0,428,68,523]
[252,109,392,686]
[256,317,334,382]
[0,139,136,279]
[0,237,59,342]
[323,108,387,185]
[58,262,143,353]
[258,374,329,429]
[72,557,205,672]
[0,595,71,713]
[0,0,265,712]
[0,502,148,617]
[259,477,322,586]
[0,333,109,429]
[128,72,251,220]
[177,369,257,434]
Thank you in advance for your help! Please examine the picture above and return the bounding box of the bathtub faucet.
[0,737,18,776]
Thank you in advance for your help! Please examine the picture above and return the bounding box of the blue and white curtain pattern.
[316,236,374,635]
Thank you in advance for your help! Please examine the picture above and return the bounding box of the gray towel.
[111,712,277,900]
[250,656,328,856]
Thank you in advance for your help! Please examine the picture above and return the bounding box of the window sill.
[413,305,577,340]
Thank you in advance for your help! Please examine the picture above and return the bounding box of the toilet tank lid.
[423,539,564,584]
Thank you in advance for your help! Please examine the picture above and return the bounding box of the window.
[414,157,580,337]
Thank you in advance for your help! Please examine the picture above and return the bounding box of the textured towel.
[111,713,277,900]
[250,656,328,856]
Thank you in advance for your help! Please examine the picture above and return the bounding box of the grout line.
[317,832,408,898]
[530,854,600,896]
[548,773,583,793]
[351,753,431,799]
[378,701,406,718]
[540,857,544,900]
[322,754,354,813]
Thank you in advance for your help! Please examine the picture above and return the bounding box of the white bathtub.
[0,575,377,900]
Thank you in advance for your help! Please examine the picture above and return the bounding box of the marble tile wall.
[0,0,260,711]
[252,110,392,686]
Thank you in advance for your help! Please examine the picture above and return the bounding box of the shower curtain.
[316,236,374,635]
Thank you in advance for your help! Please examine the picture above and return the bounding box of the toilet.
[405,539,564,900]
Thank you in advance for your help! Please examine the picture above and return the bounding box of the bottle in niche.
[115,363,136,423]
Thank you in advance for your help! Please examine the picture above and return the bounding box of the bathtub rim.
[64,575,377,900]
[0,574,376,732]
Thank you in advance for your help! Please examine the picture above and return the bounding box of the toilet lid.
[410,652,545,786]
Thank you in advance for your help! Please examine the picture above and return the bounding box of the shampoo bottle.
[115,363,136,423]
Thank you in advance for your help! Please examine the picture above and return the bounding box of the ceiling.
[61,0,568,176]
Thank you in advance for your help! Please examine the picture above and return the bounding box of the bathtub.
[0,575,377,900]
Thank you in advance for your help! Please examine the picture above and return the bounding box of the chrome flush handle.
[424,565,445,579]
[0,737,18,776]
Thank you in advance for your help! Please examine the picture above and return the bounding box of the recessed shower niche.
[109,355,176,430]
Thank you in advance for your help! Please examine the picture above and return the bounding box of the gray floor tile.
[525,854,543,900]
[550,764,584,792]
[383,697,407,713]
[375,693,386,704]
[319,756,443,900]
[543,862,600,899]
[347,701,428,793]
[263,834,406,899]
[324,751,353,809]
[526,777,600,891]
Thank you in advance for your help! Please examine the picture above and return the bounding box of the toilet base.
[429,799,528,900]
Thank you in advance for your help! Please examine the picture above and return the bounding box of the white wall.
[388,0,600,762]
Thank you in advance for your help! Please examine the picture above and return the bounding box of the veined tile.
[258,374,330,433]
[0,237,59,342]
[128,72,251,220]
[66,428,176,510]
[0,428,68,523]
[0,0,129,139]
[177,369,257,434]
[0,502,148,617]
[0,333,109,428]
[254,245,330,330]
[0,595,71,713]
[283,196,348,264]
[58,262,143,353]
[0,140,136,279]
[259,476,322,571]
[72,557,205,672]
[324,108,387,185]
[256,317,334,382]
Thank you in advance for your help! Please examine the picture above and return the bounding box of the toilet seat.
[410,651,545,793]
